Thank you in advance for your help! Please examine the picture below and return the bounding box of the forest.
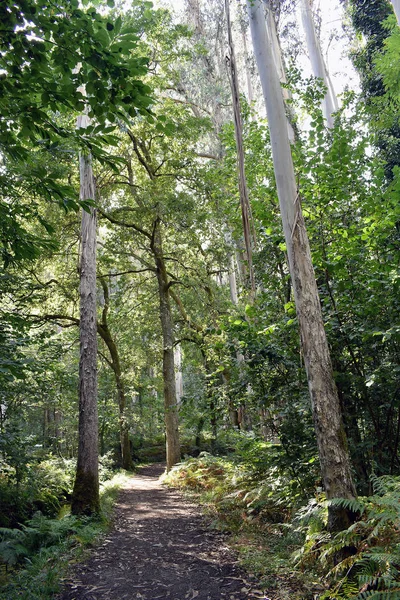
[1,0,400,598]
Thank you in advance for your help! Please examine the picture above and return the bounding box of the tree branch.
[98,207,152,239]
[169,289,202,333]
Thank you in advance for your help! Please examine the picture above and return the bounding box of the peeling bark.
[247,0,356,531]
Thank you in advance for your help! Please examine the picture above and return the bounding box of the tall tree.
[345,0,399,179]
[246,0,356,531]
[71,110,99,516]
[98,277,134,471]
[300,0,338,127]
[225,0,256,293]
[151,219,181,470]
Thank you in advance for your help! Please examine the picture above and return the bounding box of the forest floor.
[57,463,268,600]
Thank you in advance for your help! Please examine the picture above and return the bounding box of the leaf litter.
[57,463,268,600]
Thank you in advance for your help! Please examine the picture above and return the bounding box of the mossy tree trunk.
[98,277,134,471]
[151,219,181,471]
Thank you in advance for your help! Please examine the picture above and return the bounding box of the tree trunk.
[239,19,254,105]
[71,115,100,515]
[225,0,255,293]
[391,0,400,24]
[174,344,183,406]
[247,0,356,531]
[300,0,338,128]
[151,219,181,471]
[266,3,296,141]
[98,278,133,470]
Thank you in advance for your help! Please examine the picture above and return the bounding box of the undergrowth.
[295,475,400,599]
[165,452,400,600]
[164,451,319,599]
[0,472,129,600]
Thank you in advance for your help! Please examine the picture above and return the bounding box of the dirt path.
[57,464,266,600]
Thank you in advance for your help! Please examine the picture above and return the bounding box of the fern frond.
[356,586,400,599]
[329,497,366,515]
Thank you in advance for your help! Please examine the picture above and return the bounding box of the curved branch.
[98,207,151,239]
[169,289,202,333]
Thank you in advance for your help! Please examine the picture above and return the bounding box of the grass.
[0,471,131,600]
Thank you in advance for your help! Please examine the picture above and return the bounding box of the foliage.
[0,472,128,600]
[2,1,400,596]
[0,0,153,163]
[295,475,400,599]
[164,452,317,598]
[165,442,310,529]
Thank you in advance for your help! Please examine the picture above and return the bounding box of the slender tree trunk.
[71,115,100,515]
[239,21,254,105]
[225,0,256,293]
[151,219,181,471]
[174,344,183,406]
[300,0,338,128]
[391,0,400,24]
[99,331,132,470]
[98,278,133,470]
[224,230,239,304]
[266,2,296,141]
[228,252,239,304]
[247,0,356,531]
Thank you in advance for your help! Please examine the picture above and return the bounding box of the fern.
[329,496,366,516]
[296,475,400,599]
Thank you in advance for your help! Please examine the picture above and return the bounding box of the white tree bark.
[246,0,356,530]
[266,3,296,142]
[174,344,183,406]
[71,111,99,515]
[225,0,256,293]
[239,19,255,105]
[224,231,239,304]
[228,252,239,304]
[300,0,337,128]
[391,0,400,25]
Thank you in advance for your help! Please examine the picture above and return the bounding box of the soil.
[57,463,268,600]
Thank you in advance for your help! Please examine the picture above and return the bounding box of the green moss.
[71,469,100,516]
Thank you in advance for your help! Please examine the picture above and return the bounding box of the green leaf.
[96,28,110,48]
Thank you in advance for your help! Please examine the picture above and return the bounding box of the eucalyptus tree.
[246,0,356,531]
[299,0,338,127]
[225,0,255,292]
[99,127,225,468]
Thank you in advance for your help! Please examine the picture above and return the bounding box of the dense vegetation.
[1,0,400,597]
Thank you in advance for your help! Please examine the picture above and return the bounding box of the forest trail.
[57,464,266,600]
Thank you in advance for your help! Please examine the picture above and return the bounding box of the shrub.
[295,475,400,599]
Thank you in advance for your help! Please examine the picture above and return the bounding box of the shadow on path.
[57,463,265,600]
